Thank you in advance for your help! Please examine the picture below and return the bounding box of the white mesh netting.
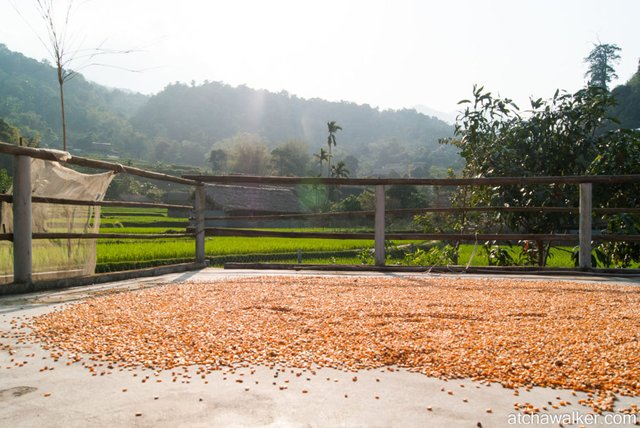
[0,159,114,284]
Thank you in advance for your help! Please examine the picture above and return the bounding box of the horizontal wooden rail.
[184,174,640,186]
[0,232,194,241]
[0,142,199,186]
[204,227,640,243]
[202,206,640,222]
[1,194,635,219]
[7,228,634,244]
[597,234,640,242]
[0,194,192,210]
[205,228,578,241]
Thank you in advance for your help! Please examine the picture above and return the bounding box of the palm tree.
[313,148,329,175]
[326,121,342,177]
[330,161,350,178]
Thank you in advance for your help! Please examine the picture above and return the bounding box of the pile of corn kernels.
[27,275,640,414]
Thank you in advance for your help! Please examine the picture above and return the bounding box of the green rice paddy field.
[95,207,580,271]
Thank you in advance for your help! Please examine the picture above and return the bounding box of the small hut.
[202,184,304,227]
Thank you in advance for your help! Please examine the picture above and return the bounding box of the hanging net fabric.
[0,159,114,284]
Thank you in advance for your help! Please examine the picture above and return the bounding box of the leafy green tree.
[445,84,619,265]
[584,42,621,90]
[208,148,228,173]
[342,155,359,178]
[0,118,20,144]
[610,67,640,130]
[386,185,426,209]
[313,148,329,175]
[330,160,350,178]
[154,141,171,161]
[587,128,640,267]
[270,140,310,176]
[0,168,10,193]
[227,139,272,175]
[326,121,342,177]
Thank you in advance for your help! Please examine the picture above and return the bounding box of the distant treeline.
[0,43,460,177]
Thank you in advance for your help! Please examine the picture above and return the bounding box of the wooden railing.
[183,174,640,268]
[1,140,639,288]
[0,142,207,286]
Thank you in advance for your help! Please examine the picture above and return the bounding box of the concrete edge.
[0,262,208,296]
[223,263,640,277]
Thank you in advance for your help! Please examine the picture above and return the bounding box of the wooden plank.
[0,142,199,186]
[0,194,191,210]
[595,234,640,242]
[183,173,640,186]
[3,193,637,218]
[5,230,637,243]
[31,233,194,240]
[204,227,583,242]
[200,206,640,222]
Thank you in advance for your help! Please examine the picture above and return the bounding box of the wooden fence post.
[579,183,592,269]
[374,185,385,266]
[195,184,206,265]
[13,155,32,284]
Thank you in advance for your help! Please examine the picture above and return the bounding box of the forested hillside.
[131,81,457,174]
[0,44,462,177]
[0,44,148,155]
[611,63,640,130]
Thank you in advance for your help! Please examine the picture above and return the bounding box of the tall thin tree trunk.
[57,70,67,151]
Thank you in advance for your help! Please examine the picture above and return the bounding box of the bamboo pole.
[0,142,199,186]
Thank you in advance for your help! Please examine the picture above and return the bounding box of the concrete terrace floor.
[0,268,639,428]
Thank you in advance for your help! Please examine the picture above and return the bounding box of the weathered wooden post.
[195,183,206,265]
[579,182,592,269]
[13,155,32,284]
[374,184,385,266]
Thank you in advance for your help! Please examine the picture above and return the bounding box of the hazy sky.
[1,0,639,114]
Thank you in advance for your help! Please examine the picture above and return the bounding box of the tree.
[0,118,20,144]
[342,155,359,178]
[154,141,171,161]
[0,118,39,147]
[326,121,342,177]
[270,140,310,176]
[584,42,621,90]
[313,148,329,175]
[444,84,618,265]
[208,148,228,173]
[587,128,640,267]
[25,0,137,151]
[224,134,272,175]
[0,168,10,193]
[386,185,425,209]
[330,160,350,178]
